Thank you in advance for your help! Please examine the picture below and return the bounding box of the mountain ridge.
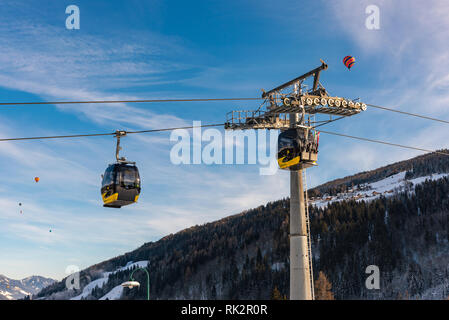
[309,149,449,196]
[0,274,55,300]
[35,150,449,300]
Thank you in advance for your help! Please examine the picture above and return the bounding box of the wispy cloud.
[0,12,200,130]
[328,0,449,112]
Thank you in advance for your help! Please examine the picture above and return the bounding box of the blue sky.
[1,0,449,280]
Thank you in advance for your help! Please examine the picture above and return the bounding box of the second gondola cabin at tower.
[277,128,319,170]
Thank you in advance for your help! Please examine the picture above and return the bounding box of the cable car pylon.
[288,112,313,300]
[224,60,367,299]
[303,168,315,299]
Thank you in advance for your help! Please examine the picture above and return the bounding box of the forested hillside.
[36,151,449,300]
[309,149,449,196]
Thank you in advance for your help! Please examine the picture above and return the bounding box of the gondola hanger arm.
[115,130,127,162]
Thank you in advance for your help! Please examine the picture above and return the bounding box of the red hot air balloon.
[35,177,40,183]
[343,56,356,70]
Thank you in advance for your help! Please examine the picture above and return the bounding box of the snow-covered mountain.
[0,275,55,300]
[311,172,449,209]
[34,150,449,299]
[70,261,148,300]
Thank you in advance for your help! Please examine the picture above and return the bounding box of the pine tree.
[271,286,284,300]
[314,271,335,300]
[397,290,410,300]
[211,284,217,299]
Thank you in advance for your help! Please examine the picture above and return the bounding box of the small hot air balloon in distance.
[343,55,356,70]
[34,177,40,183]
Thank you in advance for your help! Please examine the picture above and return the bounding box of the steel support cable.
[1,97,448,125]
[0,98,262,106]
[313,116,346,128]
[318,129,449,156]
[365,104,449,125]
[0,124,225,142]
[126,123,226,134]
[1,123,448,159]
